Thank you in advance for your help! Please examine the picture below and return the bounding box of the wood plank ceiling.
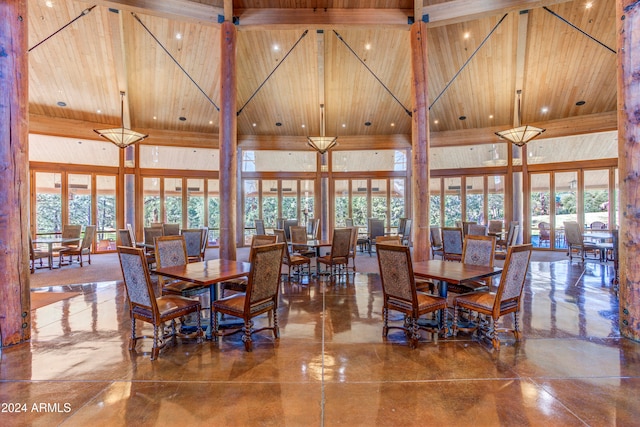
[27,0,617,155]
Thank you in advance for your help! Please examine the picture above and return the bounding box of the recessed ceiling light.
[153,116,157,120]
[434,120,439,124]
[273,44,280,51]
[179,116,187,121]
[96,109,101,114]
[365,43,371,50]
[576,100,586,106]
[463,32,470,39]
[541,107,549,113]
[45,0,53,7]
[175,33,182,40]
[364,121,371,126]
[489,114,494,119]
[342,123,346,128]
[252,123,257,127]
[459,116,467,120]
[390,123,395,127]
[301,124,306,128]
[57,101,66,107]
[586,2,593,9]
[275,122,282,126]
[209,120,213,124]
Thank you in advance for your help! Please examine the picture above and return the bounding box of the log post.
[219,21,237,261]
[410,21,430,261]
[0,0,31,347]
[617,0,640,341]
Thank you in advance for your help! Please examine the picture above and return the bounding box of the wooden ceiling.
[27,0,618,152]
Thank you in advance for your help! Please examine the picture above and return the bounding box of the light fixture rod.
[28,5,96,52]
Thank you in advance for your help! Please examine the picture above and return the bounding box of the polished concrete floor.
[2,255,639,426]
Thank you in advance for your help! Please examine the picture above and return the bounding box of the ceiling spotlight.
[364,121,371,126]
[57,101,67,107]
[459,116,467,120]
[275,122,282,126]
[179,116,187,121]
[576,100,586,106]
[175,33,182,40]
[541,107,549,113]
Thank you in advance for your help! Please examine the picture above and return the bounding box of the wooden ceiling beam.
[29,111,616,151]
[422,0,572,28]
[93,0,223,25]
[234,9,413,30]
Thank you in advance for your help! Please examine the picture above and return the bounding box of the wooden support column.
[0,0,31,347]
[219,21,237,261]
[410,21,430,261]
[617,0,640,341]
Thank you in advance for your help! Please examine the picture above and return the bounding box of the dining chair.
[495,225,520,260]
[366,218,385,255]
[375,235,402,245]
[283,219,298,240]
[497,221,518,250]
[563,221,600,262]
[199,227,209,260]
[399,219,412,246]
[143,226,164,266]
[29,235,50,272]
[397,218,407,236]
[461,221,477,236]
[181,228,206,263]
[376,243,447,349]
[255,219,266,235]
[441,227,463,262]
[345,218,354,227]
[162,223,180,236]
[317,228,352,281]
[220,234,278,296]
[117,245,203,360]
[449,234,496,294]
[155,235,209,299]
[274,229,311,281]
[56,224,82,252]
[347,226,359,273]
[429,227,444,259]
[290,225,315,258]
[590,221,606,230]
[488,220,503,237]
[453,244,532,350]
[212,243,285,352]
[58,225,96,267]
[467,224,488,236]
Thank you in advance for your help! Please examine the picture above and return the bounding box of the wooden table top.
[154,259,252,286]
[305,239,332,248]
[412,259,502,284]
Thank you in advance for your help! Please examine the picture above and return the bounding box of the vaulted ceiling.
[27,0,618,151]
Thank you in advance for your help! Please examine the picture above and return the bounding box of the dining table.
[412,259,503,331]
[32,237,81,269]
[154,259,252,338]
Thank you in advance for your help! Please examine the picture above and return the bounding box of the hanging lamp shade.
[94,92,147,149]
[307,136,338,154]
[495,90,545,147]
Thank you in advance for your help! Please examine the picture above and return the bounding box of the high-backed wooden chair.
[495,225,520,260]
[274,229,311,281]
[366,218,385,255]
[430,227,444,259]
[564,221,599,262]
[59,225,96,267]
[347,226,359,272]
[441,227,463,262]
[448,235,496,295]
[290,225,315,257]
[317,228,352,281]
[399,219,412,246]
[29,235,50,272]
[212,243,285,352]
[181,228,206,262]
[255,219,266,235]
[467,224,488,236]
[155,235,209,298]
[377,243,447,348]
[453,244,532,350]
[220,234,278,297]
[117,246,203,360]
[162,223,180,236]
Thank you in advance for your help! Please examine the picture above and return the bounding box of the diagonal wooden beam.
[422,0,572,27]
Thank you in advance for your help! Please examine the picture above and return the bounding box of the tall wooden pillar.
[410,21,430,261]
[0,0,31,347]
[219,21,237,261]
[617,0,640,341]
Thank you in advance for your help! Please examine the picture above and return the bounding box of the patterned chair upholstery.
[156,235,208,298]
[220,234,278,296]
[162,223,180,236]
[377,243,447,349]
[181,228,205,263]
[212,243,285,352]
[442,227,463,262]
[448,235,496,295]
[430,227,444,259]
[317,228,353,281]
[453,244,532,350]
[467,224,488,236]
[117,245,202,360]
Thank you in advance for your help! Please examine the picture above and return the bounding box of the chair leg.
[452,305,459,337]
[129,318,137,351]
[212,309,219,342]
[490,317,500,350]
[242,319,253,352]
[151,324,161,360]
[382,307,389,337]
[409,317,420,349]
[513,311,522,341]
[273,309,280,339]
